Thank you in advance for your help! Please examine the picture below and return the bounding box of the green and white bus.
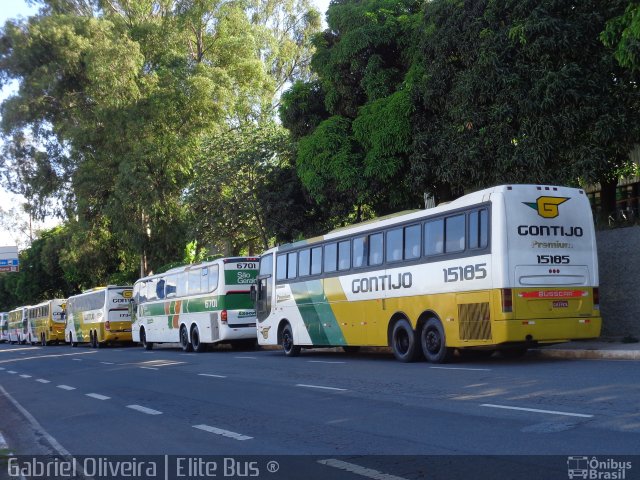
[0,312,8,342]
[65,286,133,347]
[131,258,259,352]
[8,306,32,344]
[253,185,601,363]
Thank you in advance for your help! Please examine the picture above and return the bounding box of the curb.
[532,348,640,361]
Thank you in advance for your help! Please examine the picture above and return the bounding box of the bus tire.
[281,323,300,357]
[140,328,153,350]
[69,332,77,347]
[391,319,420,363]
[420,317,454,364]
[41,333,46,347]
[180,326,192,352]
[95,332,103,349]
[191,325,206,353]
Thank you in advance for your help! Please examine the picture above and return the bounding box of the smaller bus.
[0,312,8,342]
[66,286,133,347]
[8,306,33,344]
[131,257,258,352]
[27,300,66,346]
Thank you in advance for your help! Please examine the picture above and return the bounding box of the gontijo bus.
[131,258,258,352]
[27,299,66,346]
[252,184,601,362]
[65,286,133,347]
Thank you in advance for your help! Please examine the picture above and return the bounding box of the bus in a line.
[0,312,8,342]
[252,185,601,363]
[7,306,32,344]
[131,258,259,352]
[65,286,133,347]
[27,299,66,346]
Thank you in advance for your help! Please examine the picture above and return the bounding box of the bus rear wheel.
[391,319,420,362]
[421,318,454,364]
[191,325,206,353]
[140,328,153,350]
[281,324,300,357]
[180,326,193,352]
[69,332,77,347]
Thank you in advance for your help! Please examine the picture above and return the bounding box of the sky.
[0,0,331,248]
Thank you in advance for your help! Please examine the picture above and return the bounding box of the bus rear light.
[501,289,513,313]
[221,310,228,324]
[579,319,591,324]
[105,321,111,331]
[593,287,600,310]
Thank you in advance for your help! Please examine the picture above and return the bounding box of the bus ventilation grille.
[458,303,492,341]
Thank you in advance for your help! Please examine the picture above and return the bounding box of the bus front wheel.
[140,328,153,350]
[180,326,193,352]
[281,324,300,357]
[391,319,420,362]
[420,318,454,364]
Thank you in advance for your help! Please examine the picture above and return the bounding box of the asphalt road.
[0,342,638,479]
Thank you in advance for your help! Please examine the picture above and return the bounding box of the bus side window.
[177,273,188,297]
[369,233,383,266]
[287,252,298,279]
[445,214,465,252]
[298,249,311,277]
[157,278,165,299]
[405,224,421,259]
[208,265,219,292]
[324,244,337,273]
[133,283,140,304]
[147,278,158,301]
[311,247,322,275]
[425,219,444,255]
[276,254,287,281]
[139,282,147,303]
[386,228,403,263]
[338,240,351,271]
[353,236,367,268]
[188,268,202,295]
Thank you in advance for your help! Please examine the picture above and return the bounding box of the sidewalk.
[532,338,640,360]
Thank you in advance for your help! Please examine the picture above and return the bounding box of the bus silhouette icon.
[567,457,589,479]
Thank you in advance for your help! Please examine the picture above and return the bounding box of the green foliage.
[602,2,640,70]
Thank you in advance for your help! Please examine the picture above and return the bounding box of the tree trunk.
[598,177,618,226]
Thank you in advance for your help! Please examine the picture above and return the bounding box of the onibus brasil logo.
[523,196,569,219]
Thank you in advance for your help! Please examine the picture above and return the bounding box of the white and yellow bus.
[27,300,66,346]
[131,258,258,352]
[253,184,601,363]
[66,286,133,347]
[7,306,32,344]
[0,312,8,342]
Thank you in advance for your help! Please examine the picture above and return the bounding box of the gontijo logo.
[122,290,133,299]
[523,196,569,219]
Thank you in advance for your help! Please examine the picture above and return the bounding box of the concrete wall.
[597,225,640,338]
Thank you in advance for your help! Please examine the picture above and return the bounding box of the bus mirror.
[250,284,257,303]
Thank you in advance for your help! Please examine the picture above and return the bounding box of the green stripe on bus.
[290,281,346,346]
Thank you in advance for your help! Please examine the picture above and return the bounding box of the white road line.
[72,359,82,361]
[308,360,347,364]
[19,374,32,378]
[193,424,252,441]
[0,367,4,370]
[57,385,76,391]
[126,405,163,415]
[140,366,158,370]
[7,371,17,374]
[100,362,114,365]
[86,393,110,401]
[430,366,492,371]
[318,459,410,480]
[198,374,227,378]
[234,356,257,359]
[35,379,50,384]
[481,403,594,418]
[296,384,347,392]
[0,432,8,449]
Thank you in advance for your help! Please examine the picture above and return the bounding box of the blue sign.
[0,259,19,266]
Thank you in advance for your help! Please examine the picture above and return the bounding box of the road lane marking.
[140,367,158,370]
[430,366,492,371]
[308,360,347,364]
[127,405,162,415]
[36,379,50,384]
[19,374,32,378]
[86,393,110,400]
[0,351,98,364]
[198,374,227,378]
[193,424,252,441]
[318,459,409,480]
[57,385,76,391]
[234,356,257,359]
[72,359,82,361]
[296,384,347,392]
[0,367,4,370]
[7,371,17,374]
[100,362,114,365]
[481,404,594,418]
[0,347,40,353]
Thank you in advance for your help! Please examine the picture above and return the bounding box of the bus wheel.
[140,328,153,351]
[180,326,193,352]
[420,318,454,364]
[70,332,77,347]
[95,332,102,349]
[191,325,206,353]
[41,333,46,347]
[391,319,420,362]
[281,324,301,357]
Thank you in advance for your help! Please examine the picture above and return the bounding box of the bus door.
[255,253,274,323]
